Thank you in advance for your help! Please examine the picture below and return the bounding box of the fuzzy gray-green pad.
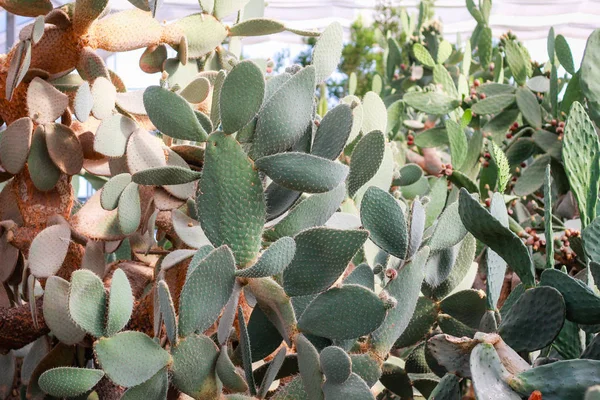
[178,246,236,336]
[216,345,248,393]
[440,289,487,329]
[470,344,520,399]
[510,359,600,400]
[38,367,104,398]
[296,334,324,399]
[458,189,535,287]
[322,372,375,400]
[370,246,429,355]
[94,331,170,388]
[540,268,600,324]
[396,163,423,187]
[403,91,460,115]
[379,363,413,398]
[220,60,265,134]
[143,86,208,142]
[43,277,86,345]
[100,173,131,211]
[360,186,407,259]
[237,306,257,395]
[427,201,468,254]
[171,334,220,398]
[105,268,134,337]
[117,182,141,235]
[121,368,168,400]
[68,269,107,338]
[427,374,461,400]
[343,263,375,291]
[320,346,352,384]
[236,236,296,278]
[264,183,345,241]
[347,130,385,197]
[258,347,286,398]
[246,277,296,346]
[255,152,349,194]
[562,101,600,226]
[197,132,265,267]
[311,104,353,160]
[394,296,438,348]
[283,227,368,296]
[515,87,542,129]
[498,286,565,352]
[157,280,178,345]
[132,166,202,186]
[580,29,600,126]
[251,66,315,159]
[298,284,386,340]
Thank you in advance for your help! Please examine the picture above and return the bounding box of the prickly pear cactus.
[1,0,600,399]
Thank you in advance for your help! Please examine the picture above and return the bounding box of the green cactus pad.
[229,18,286,37]
[94,331,171,387]
[322,372,375,400]
[265,183,345,241]
[43,276,86,345]
[143,86,208,142]
[69,269,107,337]
[394,296,438,348]
[198,132,265,266]
[510,359,600,400]
[246,277,296,345]
[171,334,220,398]
[516,87,542,129]
[180,77,210,104]
[396,163,423,187]
[210,70,226,127]
[283,227,368,296]
[349,354,381,387]
[132,166,202,186]
[217,345,248,393]
[251,66,315,158]
[121,368,168,400]
[320,346,352,384]
[38,367,104,398]
[105,268,133,337]
[214,0,249,19]
[298,284,386,340]
[347,130,385,197]
[257,347,287,398]
[413,43,435,67]
[0,117,32,174]
[428,374,461,400]
[428,201,468,253]
[403,92,460,115]
[562,101,600,227]
[504,41,529,86]
[471,94,516,115]
[100,173,131,211]
[446,120,467,169]
[171,14,227,58]
[370,247,429,355]
[28,126,61,192]
[470,344,520,399]
[179,245,236,336]
[296,334,325,400]
[498,286,565,352]
[220,60,265,134]
[28,223,71,278]
[440,289,487,329]
[458,189,535,287]
[312,104,353,160]
[157,280,178,345]
[344,263,375,290]
[360,186,408,259]
[94,114,138,157]
[581,30,600,126]
[584,217,600,264]
[236,237,296,278]
[379,363,413,398]
[256,152,348,193]
[540,268,600,324]
[238,306,257,395]
[311,21,344,83]
[117,182,141,235]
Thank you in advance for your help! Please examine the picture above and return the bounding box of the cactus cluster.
[1,0,600,398]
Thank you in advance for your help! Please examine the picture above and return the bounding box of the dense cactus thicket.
[1,0,600,398]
